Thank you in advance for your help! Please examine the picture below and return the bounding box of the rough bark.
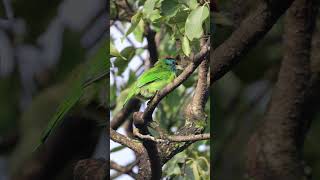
[211,0,295,84]
[246,0,318,179]
[74,159,108,180]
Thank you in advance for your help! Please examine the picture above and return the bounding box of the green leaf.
[110,84,117,103]
[110,145,126,153]
[110,42,126,60]
[192,162,201,180]
[143,0,161,22]
[133,19,145,43]
[161,0,179,17]
[114,46,135,74]
[125,10,143,37]
[127,70,137,86]
[168,9,189,24]
[113,88,130,114]
[149,9,162,22]
[179,0,198,10]
[185,5,209,41]
[182,36,191,56]
[110,1,117,19]
[143,0,157,17]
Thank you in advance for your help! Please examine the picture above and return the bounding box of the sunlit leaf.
[114,46,135,74]
[179,0,198,10]
[182,36,191,57]
[185,5,209,41]
[127,70,137,86]
[192,162,200,180]
[168,9,189,24]
[143,0,162,22]
[150,10,162,22]
[143,0,157,16]
[133,19,145,43]
[110,42,127,61]
[125,10,143,37]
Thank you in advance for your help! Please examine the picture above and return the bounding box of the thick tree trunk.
[246,0,318,179]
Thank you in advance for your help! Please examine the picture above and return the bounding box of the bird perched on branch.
[123,58,177,107]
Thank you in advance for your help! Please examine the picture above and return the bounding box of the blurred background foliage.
[110,0,210,179]
[0,0,107,179]
[212,0,320,179]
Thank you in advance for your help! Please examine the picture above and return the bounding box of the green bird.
[123,58,177,107]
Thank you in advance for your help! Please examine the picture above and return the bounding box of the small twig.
[133,128,211,142]
[165,133,211,142]
[110,160,138,179]
[133,128,165,142]
[110,128,143,153]
[110,98,140,130]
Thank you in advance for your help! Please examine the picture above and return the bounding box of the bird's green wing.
[122,69,174,107]
[136,70,173,88]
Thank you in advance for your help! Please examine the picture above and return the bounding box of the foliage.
[163,143,210,180]
[110,0,210,178]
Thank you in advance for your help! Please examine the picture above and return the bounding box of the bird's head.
[155,58,177,71]
[164,58,177,66]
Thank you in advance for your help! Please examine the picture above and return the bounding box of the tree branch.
[110,99,140,130]
[188,55,209,116]
[110,128,143,153]
[110,160,137,179]
[133,41,210,125]
[145,25,158,66]
[133,128,210,142]
[157,56,210,164]
[211,0,295,84]
[74,159,108,180]
[131,40,210,180]
[246,0,318,179]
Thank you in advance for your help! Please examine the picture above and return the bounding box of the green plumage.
[35,55,108,150]
[123,58,177,106]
